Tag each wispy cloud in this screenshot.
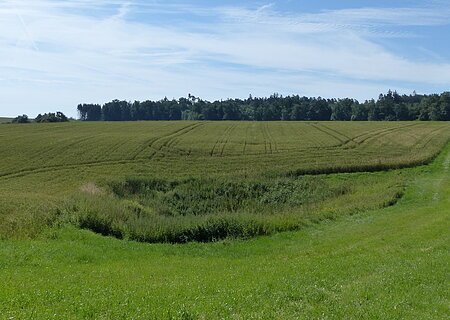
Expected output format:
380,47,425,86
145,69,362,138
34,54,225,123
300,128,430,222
0,0,449,116
305,6,450,27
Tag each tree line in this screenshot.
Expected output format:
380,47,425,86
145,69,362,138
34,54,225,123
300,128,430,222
77,90,449,122
11,112,69,124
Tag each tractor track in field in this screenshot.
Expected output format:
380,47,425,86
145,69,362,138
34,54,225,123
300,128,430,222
309,123,421,150
220,125,235,156
210,124,236,157
101,140,125,155
132,122,200,159
350,123,421,147
232,131,449,166
309,123,347,147
261,123,279,154
415,127,449,150
317,123,354,145
148,122,205,160
236,123,442,157
0,158,147,181
281,124,366,152
0,123,207,181
94,138,134,161
158,123,204,150
242,124,250,155
26,135,98,162
132,122,203,160
259,123,269,154
265,123,279,153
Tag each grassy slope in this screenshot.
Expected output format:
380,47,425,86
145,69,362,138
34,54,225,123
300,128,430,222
0,145,448,319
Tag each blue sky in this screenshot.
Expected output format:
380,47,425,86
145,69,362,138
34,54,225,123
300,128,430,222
0,0,449,117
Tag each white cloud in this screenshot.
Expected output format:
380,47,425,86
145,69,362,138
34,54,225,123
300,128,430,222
0,0,449,116
305,6,450,27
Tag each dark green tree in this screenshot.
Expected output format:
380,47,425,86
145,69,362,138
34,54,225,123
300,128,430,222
12,114,30,123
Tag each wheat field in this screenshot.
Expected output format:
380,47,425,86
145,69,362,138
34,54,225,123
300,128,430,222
0,121,448,181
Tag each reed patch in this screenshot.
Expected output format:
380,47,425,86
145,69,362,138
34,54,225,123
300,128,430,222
58,173,406,243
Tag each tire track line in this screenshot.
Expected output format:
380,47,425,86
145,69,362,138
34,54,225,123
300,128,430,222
210,124,235,157
149,122,205,160
309,123,345,146
265,122,279,153
355,123,421,147
220,124,237,156
132,122,202,159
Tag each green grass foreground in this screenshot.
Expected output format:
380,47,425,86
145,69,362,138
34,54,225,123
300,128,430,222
0,142,449,318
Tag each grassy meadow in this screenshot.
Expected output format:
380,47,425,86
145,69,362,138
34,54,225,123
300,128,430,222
0,121,449,318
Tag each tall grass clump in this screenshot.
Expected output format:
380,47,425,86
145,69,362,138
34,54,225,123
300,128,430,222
58,173,406,243
0,201,57,240
109,176,345,217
